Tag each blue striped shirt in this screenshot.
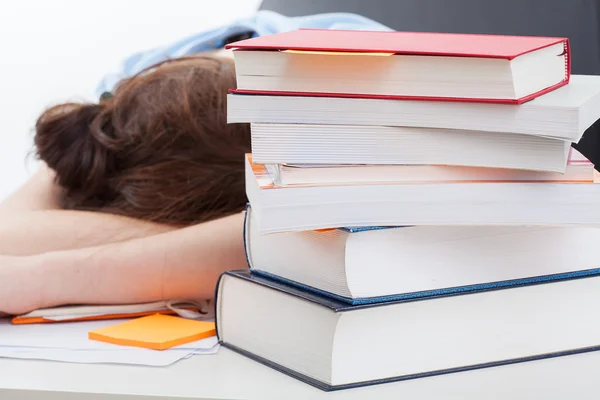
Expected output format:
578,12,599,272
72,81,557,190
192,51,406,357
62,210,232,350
96,10,391,96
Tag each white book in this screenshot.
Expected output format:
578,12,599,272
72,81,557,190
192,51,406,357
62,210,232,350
217,270,600,390
251,123,571,171
265,149,594,186
245,206,600,302
228,75,600,142
245,154,600,233
230,30,569,102
233,44,566,102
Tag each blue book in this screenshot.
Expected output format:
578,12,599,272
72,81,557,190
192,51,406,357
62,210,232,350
216,269,600,391
244,206,600,305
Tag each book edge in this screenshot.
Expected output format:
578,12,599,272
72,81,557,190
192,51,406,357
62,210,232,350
221,342,600,391
233,268,600,309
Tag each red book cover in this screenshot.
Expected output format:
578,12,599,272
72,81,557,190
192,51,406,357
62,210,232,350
226,29,571,104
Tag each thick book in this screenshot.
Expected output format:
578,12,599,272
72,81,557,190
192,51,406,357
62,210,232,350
265,149,593,186
11,300,209,325
250,123,572,171
225,29,570,104
227,75,600,143
216,270,600,391
244,206,600,304
245,154,600,233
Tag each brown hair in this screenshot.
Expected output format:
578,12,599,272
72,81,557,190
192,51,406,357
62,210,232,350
34,56,250,226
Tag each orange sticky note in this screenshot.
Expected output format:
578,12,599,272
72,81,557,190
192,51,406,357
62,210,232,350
283,50,394,56
88,314,216,350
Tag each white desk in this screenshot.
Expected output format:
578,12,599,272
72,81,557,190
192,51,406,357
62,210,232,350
0,347,598,400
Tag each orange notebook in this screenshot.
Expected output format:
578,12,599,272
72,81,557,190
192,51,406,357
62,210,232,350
12,300,208,325
88,314,216,350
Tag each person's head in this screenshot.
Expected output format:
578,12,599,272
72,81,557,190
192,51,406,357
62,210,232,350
34,56,250,226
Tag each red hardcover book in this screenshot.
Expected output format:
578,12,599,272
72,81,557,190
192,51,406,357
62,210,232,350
226,29,570,104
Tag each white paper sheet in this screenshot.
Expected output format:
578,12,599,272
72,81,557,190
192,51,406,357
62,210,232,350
0,347,205,366
0,319,217,350
0,318,219,366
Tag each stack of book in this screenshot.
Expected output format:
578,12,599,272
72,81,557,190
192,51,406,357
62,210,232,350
217,29,600,391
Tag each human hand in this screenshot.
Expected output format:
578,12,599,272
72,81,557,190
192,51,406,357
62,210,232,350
0,255,43,315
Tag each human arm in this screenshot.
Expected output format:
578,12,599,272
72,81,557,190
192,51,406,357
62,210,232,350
0,211,178,256
0,212,247,315
0,163,62,216
0,164,177,256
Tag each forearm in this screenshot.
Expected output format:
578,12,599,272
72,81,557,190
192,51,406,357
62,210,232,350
26,212,246,310
0,163,176,255
0,163,61,217
0,210,177,256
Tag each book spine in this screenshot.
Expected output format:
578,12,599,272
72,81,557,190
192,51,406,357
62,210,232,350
243,205,254,270
564,39,572,82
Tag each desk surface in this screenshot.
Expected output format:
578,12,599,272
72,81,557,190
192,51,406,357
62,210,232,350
0,347,599,400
